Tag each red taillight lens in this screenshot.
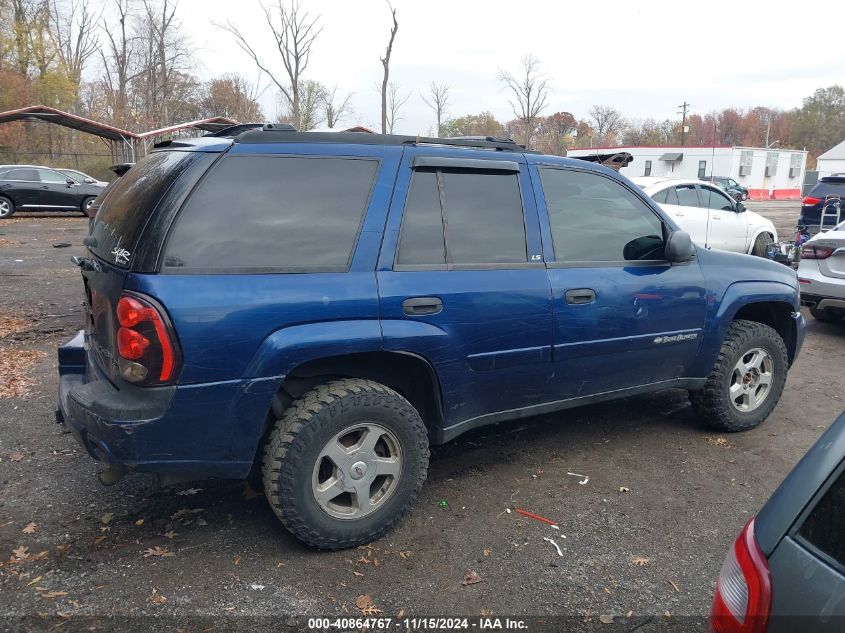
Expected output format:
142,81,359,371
114,294,179,384
801,245,834,259
711,518,771,633
802,196,821,206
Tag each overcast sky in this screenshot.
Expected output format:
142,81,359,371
176,0,845,133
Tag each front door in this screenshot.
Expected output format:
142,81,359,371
661,183,710,246
35,168,79,209
377,148,553,431
530,162,708,400
699,185,748,252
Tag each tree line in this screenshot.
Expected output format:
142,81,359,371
1,0,843,178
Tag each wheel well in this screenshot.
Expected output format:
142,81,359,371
733,301,796,362
271,351,444,438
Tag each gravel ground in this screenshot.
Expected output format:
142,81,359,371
1,209,843,632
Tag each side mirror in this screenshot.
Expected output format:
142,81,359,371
84,177,96,184
665,230,694,263
736,202,746,213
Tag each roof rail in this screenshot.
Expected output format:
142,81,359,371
204,123,265,137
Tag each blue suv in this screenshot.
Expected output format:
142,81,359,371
57,128,805,549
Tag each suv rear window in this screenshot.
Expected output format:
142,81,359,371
162,155,378,273
809,177,845,198
90,151,201,267
798,465,845,571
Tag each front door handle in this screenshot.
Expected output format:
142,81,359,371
402,297,443,316
565,288,596,305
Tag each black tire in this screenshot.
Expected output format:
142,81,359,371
689,320,788,432
751,232,774,257
731,192,743,203
810,307,844,322
80,196,96,217
261,378,429,549
0,195,15,219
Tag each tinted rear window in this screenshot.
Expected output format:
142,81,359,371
162,155,378,273
90,151,200,267
798,465,845,570
809,179,845,198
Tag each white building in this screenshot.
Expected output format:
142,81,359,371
816,140,845,177
567,145,808,200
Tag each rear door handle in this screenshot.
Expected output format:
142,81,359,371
565,288,596,305
402,297,443,316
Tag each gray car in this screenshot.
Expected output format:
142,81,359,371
711,410,845,632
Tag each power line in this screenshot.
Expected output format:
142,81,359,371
677,101,692,146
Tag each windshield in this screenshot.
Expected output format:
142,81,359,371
88,151,201,268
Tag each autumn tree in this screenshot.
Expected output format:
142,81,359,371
533,111,576,155
498,54,549,147
220,0,322,130
588,105,625,146
441,112,506,138
421,82,449,137
792,85,845,161
200,74,263,121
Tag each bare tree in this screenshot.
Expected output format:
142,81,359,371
297,78,325,129
100,0,140,126
588,105,626,145
322,84,352,128
49,0,100,99
421,82,449,137
498,55,549,147
379,1,397,134
380,81,409,134
219,0,321,130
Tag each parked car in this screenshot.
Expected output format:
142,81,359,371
633,177,777,256
797,220,845,322
800,174,845,233
85,163,135,220
706,176,749,202
710,410,845,633
0,164,105,218
57,129,804,549
57,168,108,187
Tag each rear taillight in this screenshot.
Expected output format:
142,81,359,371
115,293,179,385
801,245,834,259
802,196,821,206
711,518,771,633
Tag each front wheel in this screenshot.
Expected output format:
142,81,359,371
0,195,15,219
751,232,774,257
261,378,429,549
689,320,788,432
732,192,743,203
80,196,96,217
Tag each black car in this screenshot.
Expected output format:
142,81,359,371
707,176,749,202
0,165,104,219
711,411,845,632
800,174,845,233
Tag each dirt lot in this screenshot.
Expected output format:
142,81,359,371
1,207,843,631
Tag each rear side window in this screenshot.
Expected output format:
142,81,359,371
90,151,200,267
540,168,665,263
675,184,702,207
798,466,845,571
395,168,527,267
6,168,38,181
163,156,378,273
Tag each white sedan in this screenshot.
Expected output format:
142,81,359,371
632,177,777,256
797,221,845,322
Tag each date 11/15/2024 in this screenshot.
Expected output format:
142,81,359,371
307,617,529,630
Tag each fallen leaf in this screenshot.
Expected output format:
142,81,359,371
483,548,492,557
10,452,25,462
99,512,113,525
170,508,205,520
12,546,29,560
399,550,413,559
630,556,650,567
357,556,371,565
147,588,167,605
143,546,175,558
163,531,177,539
668,579,680,592
480,608,494,616
355,594,383,615
626,610,633,618
55,544,70,554
241,481,261,500
134,519,144,527
176,488,202,496
352,571,364,578
22,522,37,534
462,570,483,586
599,614,614,624
233,555,241,566
94,536,108,545
26,575,42,587
397,608,405,618
32,550,48,560
38,590,68,599
619,487,630,493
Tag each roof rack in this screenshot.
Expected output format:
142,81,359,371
233,128,526,152
204,123,266,137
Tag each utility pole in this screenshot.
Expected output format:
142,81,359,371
677,101,691,146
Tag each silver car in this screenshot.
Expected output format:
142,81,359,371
798,221,845,322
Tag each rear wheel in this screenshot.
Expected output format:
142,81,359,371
810,307,844,322
0,195,15,219
80,196,96,217
751,232,774,257
261,378,429,549
690,320,788,432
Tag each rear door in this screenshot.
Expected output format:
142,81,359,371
660,183,710,246
532,162,707,398
699,185,747,252
0,167,41,207
377,148,553,431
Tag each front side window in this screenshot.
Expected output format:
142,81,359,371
164,155,378,272
395,168,527,267
675,184,702,208
699,186,735,211
798,465,845,572
540,168,665,263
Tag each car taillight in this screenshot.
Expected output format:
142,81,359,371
115,293,179,385
802,196,821,206
801,245,834,259
711,518,771,633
